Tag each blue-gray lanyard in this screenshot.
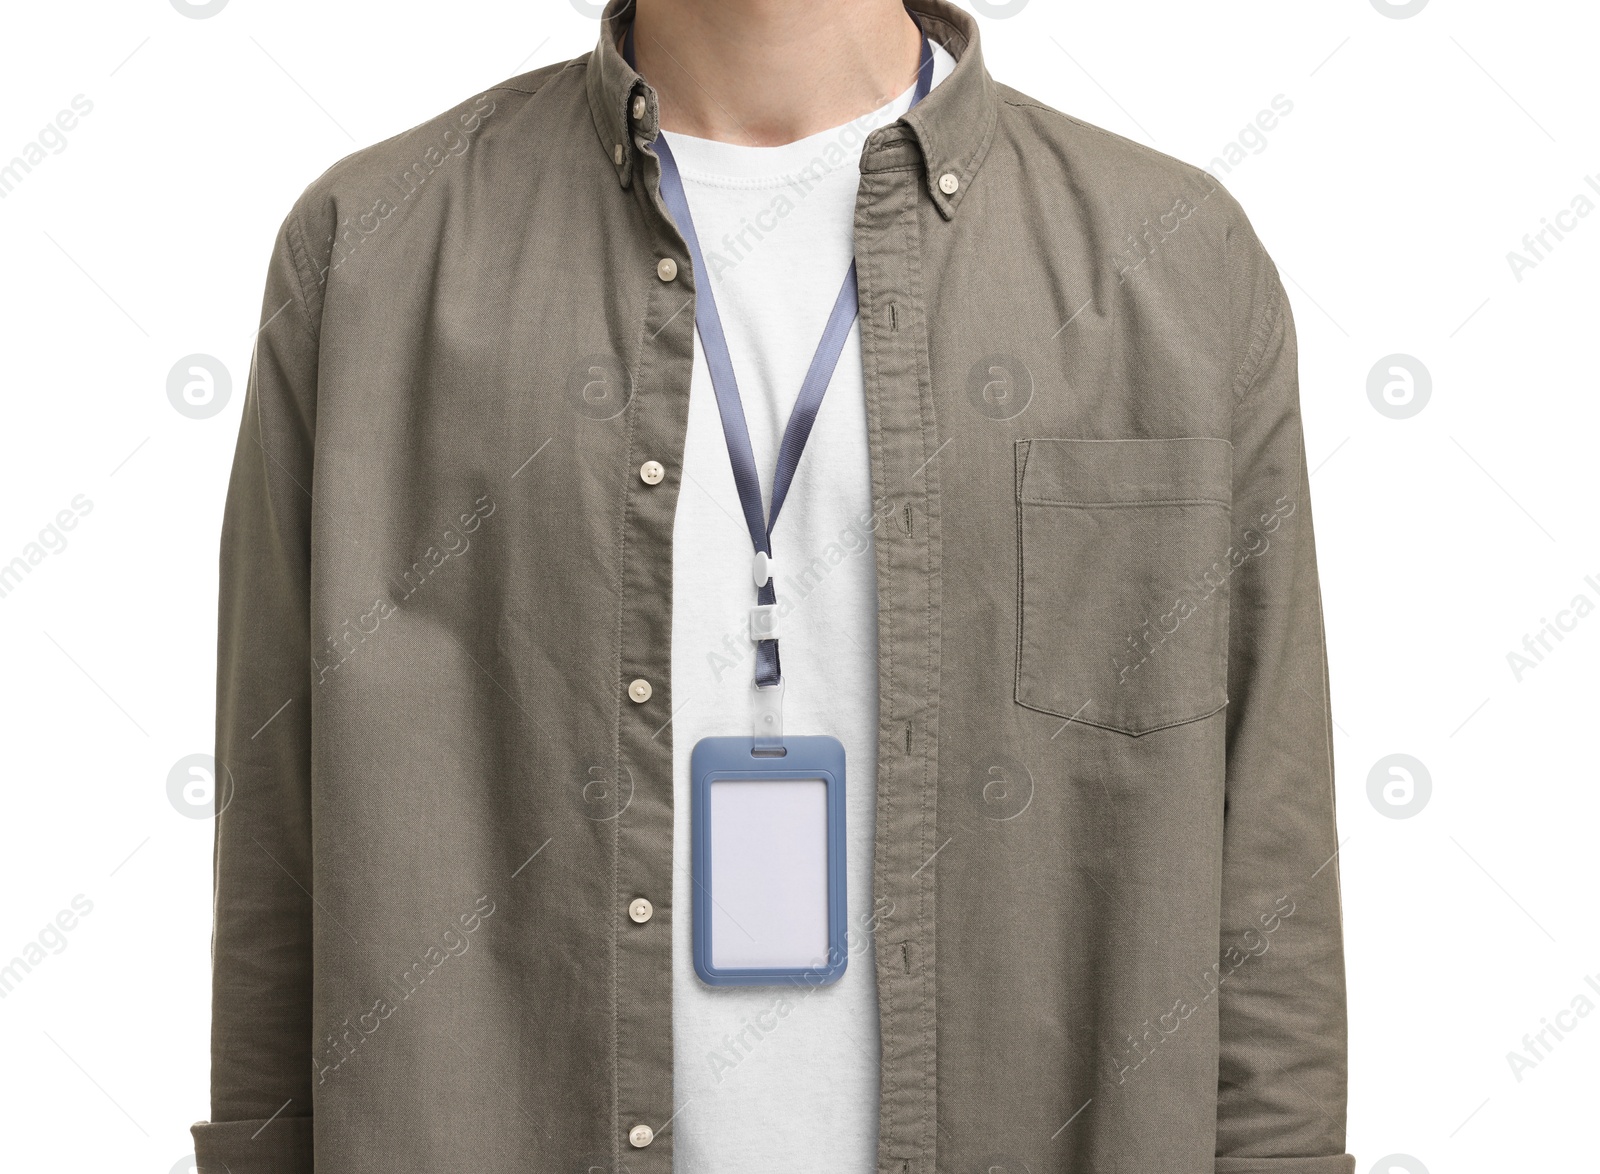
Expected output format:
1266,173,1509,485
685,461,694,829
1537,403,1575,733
627,25,933,687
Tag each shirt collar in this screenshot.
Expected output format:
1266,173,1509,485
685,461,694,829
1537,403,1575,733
586,0,998,220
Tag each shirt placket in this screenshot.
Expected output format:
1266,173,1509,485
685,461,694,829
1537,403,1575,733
612,84,695,1172
856,131,945,1174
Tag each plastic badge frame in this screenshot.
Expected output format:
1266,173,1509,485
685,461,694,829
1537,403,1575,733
690,735,849,987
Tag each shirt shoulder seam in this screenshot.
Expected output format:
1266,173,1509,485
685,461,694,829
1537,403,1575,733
280,207,321,345
1233,267,1286,402
483,58,578,99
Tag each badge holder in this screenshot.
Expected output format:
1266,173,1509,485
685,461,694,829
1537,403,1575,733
691,696,849,987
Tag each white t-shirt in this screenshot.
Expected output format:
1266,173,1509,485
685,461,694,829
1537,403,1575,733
666,42,956,1174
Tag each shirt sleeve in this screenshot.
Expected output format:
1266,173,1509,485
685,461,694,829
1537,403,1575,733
1215,238,1354,1174
191,208,321,1174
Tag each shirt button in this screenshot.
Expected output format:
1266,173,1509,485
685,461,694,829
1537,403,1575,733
613,143,624,166
632,94,647,120
628,898,654,924
629,1124,654,1148
628,678,653,704
639,460,665,485
657,257,678,282
938,172,960,195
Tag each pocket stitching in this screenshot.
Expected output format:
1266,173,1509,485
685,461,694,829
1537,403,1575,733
1012,693,1229,738
1022,496,1231,509
1013,438,1232,737
1013,441,1028,715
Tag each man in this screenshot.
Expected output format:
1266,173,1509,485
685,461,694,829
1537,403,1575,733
195,0,1352,1171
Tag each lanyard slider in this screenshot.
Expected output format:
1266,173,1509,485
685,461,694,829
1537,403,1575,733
748,604,780,642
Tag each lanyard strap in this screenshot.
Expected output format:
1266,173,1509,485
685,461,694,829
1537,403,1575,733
628,23,934,688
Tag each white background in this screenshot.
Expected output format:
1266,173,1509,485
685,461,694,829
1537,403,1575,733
0,1,1595,1171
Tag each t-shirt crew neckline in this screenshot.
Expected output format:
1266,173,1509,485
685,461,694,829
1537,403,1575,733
659,43,956,186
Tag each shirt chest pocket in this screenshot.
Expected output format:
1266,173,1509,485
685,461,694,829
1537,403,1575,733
1014,438,1234,736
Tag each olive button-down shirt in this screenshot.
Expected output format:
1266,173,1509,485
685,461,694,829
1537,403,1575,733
194,2,1352,1172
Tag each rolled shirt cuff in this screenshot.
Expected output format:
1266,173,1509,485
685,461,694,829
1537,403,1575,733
191,1115,312,1174
1217,1156,1357,1174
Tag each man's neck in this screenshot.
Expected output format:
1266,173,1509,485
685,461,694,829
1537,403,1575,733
629,0,925,147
